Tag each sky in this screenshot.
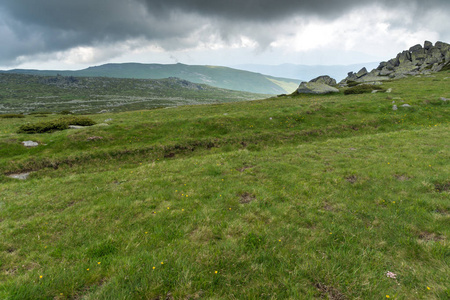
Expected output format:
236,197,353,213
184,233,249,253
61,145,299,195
0,0,449,70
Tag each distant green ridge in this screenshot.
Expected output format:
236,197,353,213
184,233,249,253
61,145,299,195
2,63,301,94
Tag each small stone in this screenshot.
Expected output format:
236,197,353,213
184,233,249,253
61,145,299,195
22,141,39,147
392,105,398,111
69,125,85,129
104,118,113,122
371,90,378,94
7,172,31,180
392,101,395,104
223,113,228,116
440,97,449,101
401,104,412,107
386,88,392,93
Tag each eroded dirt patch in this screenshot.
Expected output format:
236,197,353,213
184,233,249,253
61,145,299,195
419,231,445,242
435,182,450,193
345,175,357,184
315,282,347,300
239,192,256,204
394,174,411,181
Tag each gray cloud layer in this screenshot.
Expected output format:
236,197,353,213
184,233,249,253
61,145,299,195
1,0,449,66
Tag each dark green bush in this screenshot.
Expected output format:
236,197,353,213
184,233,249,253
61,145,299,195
0,114,25,119
346,80,360,87
29,111,53,115
344,85,386,95
18,116,96,134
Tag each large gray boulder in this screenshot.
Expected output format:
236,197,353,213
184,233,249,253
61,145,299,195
309,75,337,86
297,82,339,94
356,67,368,78
409,44,422,52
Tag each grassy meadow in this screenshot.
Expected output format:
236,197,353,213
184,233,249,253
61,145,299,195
0,71,449,299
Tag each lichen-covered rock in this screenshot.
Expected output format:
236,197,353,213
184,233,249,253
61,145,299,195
309,75,337,86
356,67,368,78
424,40,433,50
296,82,339,94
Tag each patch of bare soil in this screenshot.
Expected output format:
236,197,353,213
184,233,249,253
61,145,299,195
345,175,357,184
419,231,445,242
239,192,256,204
435,182,450,193
315,283,347,300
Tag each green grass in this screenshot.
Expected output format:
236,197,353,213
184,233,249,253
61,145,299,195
0,71,449,299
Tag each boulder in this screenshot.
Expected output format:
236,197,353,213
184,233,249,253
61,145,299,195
356,67,368,78
424,41,433,50
409,44,422,52
296,82,339,94
309,75,337,86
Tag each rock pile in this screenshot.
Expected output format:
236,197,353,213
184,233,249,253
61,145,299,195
341,41,450,85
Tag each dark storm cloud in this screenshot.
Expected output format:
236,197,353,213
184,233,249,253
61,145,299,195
0,0,449,65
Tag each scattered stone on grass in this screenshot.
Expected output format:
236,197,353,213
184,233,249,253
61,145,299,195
401,104,412,107
22,141,38,147
440,97,449,101
69,125,85,129
386,88,392,93
7,172,31,180
392,105,398,111
104,118,113,122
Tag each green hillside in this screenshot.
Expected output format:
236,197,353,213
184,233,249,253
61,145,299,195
0,73,267,114
0,71,449,299
3,63,301,94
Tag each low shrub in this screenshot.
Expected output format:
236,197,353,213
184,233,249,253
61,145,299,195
346,80,360,87
29,111,53,115
344,85,386,95
18,116,96,134
0,114,25,119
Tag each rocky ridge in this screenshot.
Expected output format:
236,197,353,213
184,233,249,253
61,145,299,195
340,40,450,85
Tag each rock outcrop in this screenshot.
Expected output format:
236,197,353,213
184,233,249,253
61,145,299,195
341,41,450,85
296,75,339,94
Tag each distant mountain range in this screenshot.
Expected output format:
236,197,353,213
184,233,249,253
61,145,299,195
1,63,301,95
234,62,380,82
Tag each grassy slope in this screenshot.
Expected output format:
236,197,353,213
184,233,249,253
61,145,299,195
3,63,301,94
0,74,267,114
0,72,449,299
